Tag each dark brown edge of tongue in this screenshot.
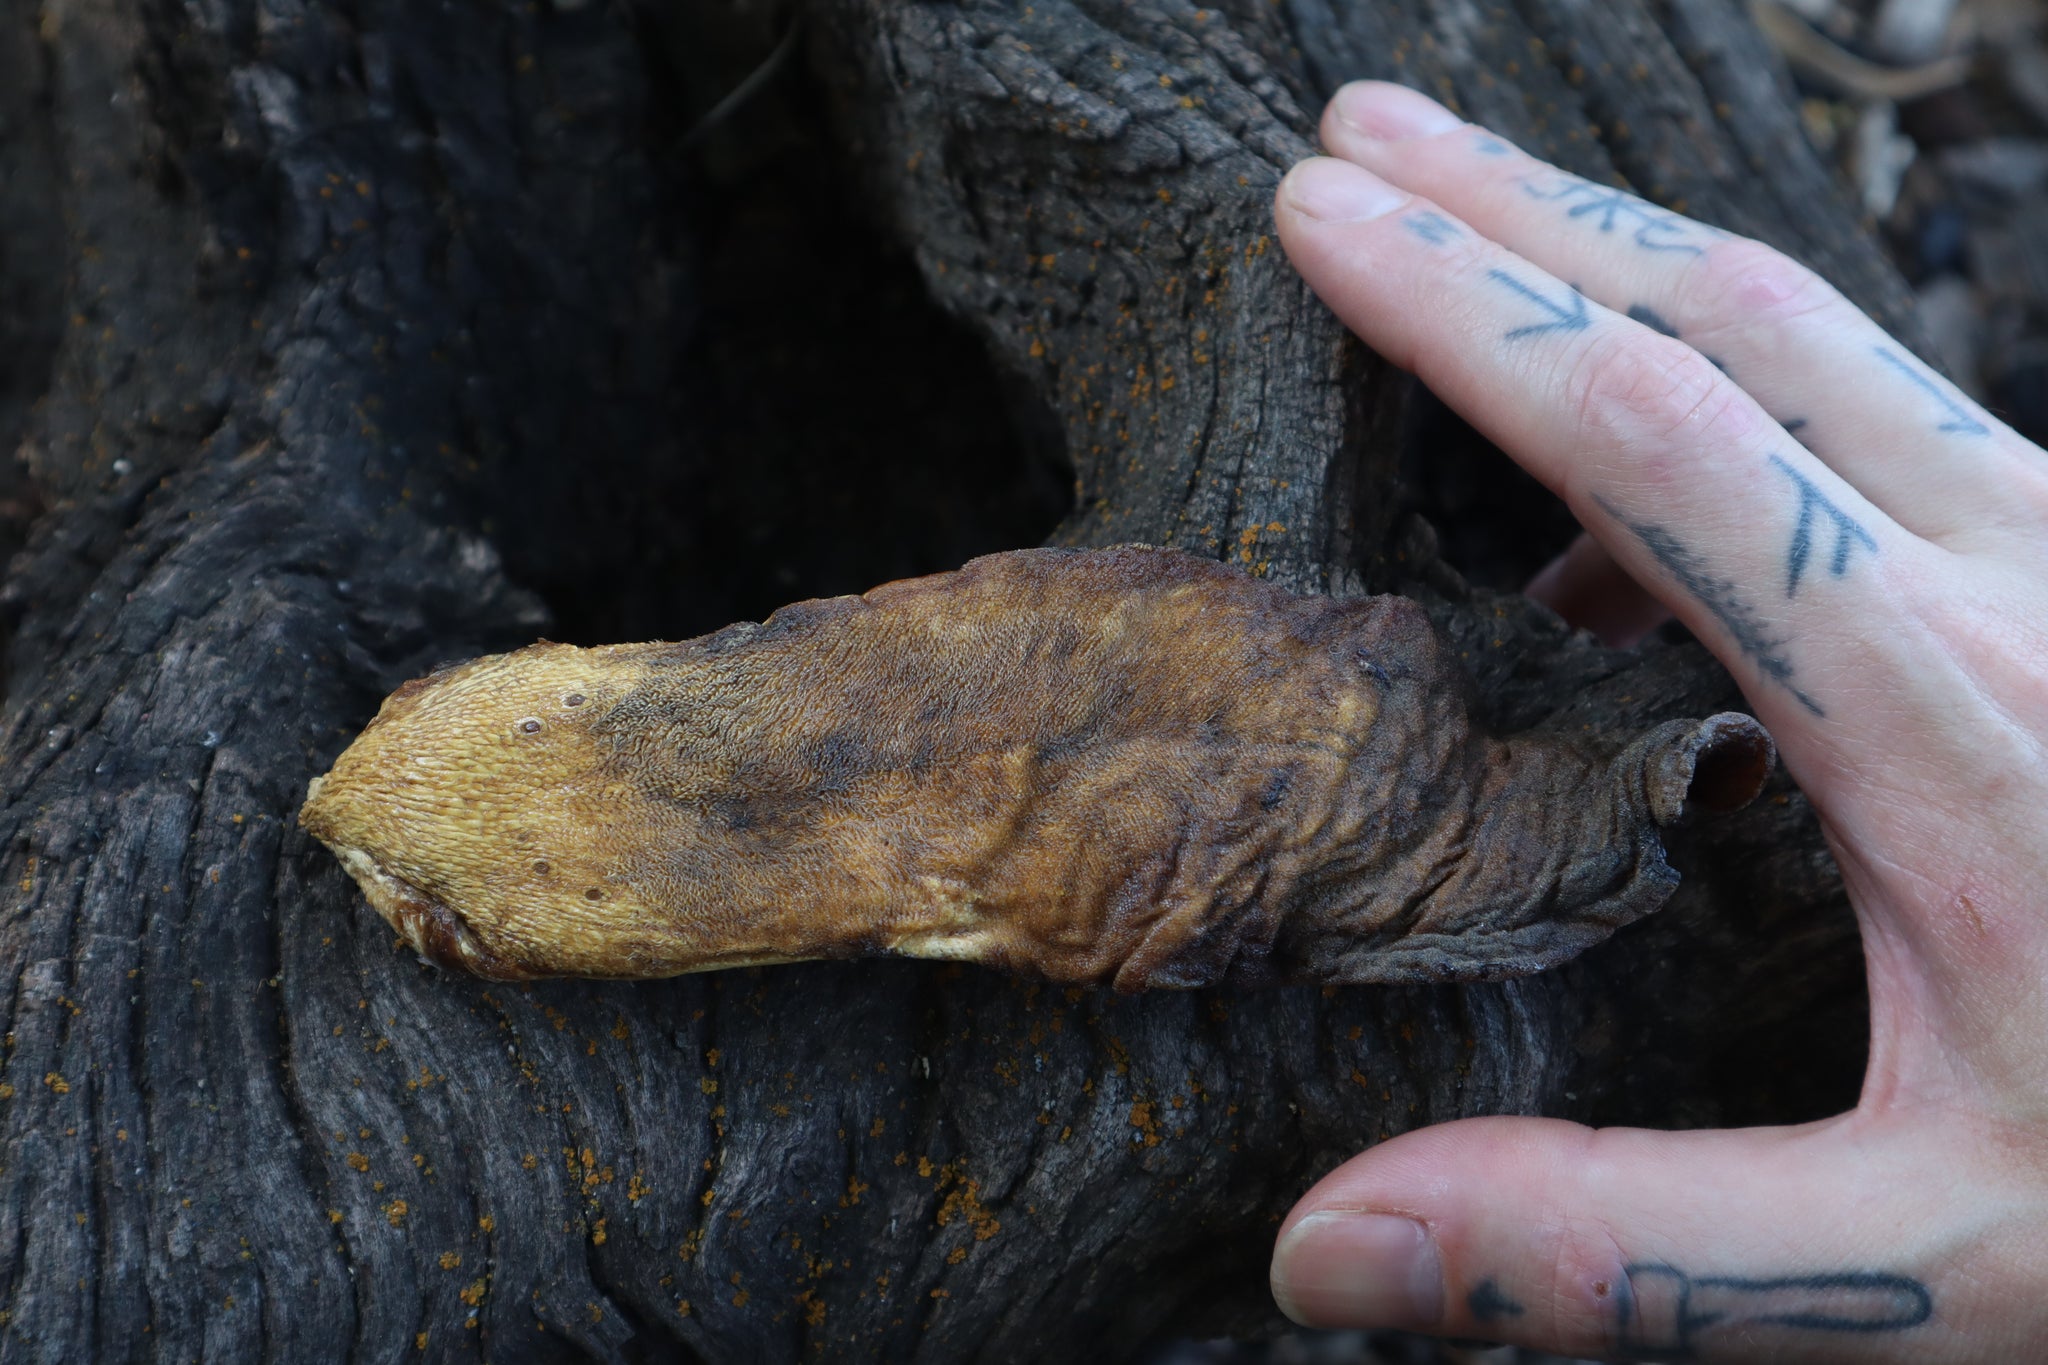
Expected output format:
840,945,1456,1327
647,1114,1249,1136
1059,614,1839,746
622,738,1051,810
1645,712,1778,824
387,877,535,981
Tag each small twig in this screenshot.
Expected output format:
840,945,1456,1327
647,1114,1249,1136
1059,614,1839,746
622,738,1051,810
681,12,805,151
1749,0,1971,100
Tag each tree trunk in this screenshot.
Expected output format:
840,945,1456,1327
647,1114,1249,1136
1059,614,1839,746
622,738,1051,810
0,0,1902,1359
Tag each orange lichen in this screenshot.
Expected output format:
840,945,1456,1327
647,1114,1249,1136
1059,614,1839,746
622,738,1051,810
933,1167,1001,1242
1128,1100,1161,1148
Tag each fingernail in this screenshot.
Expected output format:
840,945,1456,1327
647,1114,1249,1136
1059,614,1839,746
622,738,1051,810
1331,81,1464,140
1281,158,1406,223
1271,1212,1445,1328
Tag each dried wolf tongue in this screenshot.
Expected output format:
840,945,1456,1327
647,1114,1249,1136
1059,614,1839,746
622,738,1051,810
299,545,1772,989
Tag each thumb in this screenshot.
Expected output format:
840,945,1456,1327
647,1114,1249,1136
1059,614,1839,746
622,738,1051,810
1269,1116,1957,1361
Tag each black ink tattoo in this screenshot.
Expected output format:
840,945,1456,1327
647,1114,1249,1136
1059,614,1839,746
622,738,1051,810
1523,177,1705,255
1594,495,1823,716
1627,303,1680,337
1473,134,1511,156
1468,1278,1526,1323
1625,303,1730,372
1874,346,1989,435
1489,270,1589,339
1782,417,1808,434
1615,1264,1931,1358
1404,210,1460,245
1770,454,1876,597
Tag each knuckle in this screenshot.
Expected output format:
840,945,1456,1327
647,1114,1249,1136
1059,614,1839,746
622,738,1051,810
1681,237,1844,336
1534,1207,1634,1348
1561,331,1754,452
2001,458,2048,531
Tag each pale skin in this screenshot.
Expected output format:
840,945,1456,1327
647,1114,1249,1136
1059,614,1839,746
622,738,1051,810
1268,81,2048,1360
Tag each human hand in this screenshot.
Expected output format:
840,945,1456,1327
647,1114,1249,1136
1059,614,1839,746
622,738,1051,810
1268,81,2048,1360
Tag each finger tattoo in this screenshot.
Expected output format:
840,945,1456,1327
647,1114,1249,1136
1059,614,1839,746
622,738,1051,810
1489,270,1590,339
1874,346,1989,436
1625,303,1729,373
1468,1278,1526,1324
1627,304,1681,338
1594,495,1824,717
1771,455,1878,598
1613,1263,1932,1356
1404,210,1461,245
1520,177,1708,256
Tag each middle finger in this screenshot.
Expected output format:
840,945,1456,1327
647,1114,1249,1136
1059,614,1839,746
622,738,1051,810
1316,81,2048,553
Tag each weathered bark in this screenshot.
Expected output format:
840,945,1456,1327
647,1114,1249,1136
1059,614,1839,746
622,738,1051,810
0,0,1899,1360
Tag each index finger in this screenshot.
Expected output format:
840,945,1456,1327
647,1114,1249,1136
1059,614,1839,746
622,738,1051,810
1273,154,1931,742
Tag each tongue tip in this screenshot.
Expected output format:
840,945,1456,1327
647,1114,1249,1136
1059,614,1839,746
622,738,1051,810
330,844,534,980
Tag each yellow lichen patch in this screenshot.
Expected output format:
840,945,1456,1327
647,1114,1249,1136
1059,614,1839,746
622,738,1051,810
933,1166,1001,1242
1128,1099,1161,1147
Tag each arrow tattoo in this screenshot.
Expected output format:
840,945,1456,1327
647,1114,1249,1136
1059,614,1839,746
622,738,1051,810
1489,270,1590,340
1771,455,1877,598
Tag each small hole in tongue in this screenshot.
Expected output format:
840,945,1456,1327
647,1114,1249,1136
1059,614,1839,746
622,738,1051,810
1686,714,1775,812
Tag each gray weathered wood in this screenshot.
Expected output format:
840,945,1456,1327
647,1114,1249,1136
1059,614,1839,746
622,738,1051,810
0,0,1893,1359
